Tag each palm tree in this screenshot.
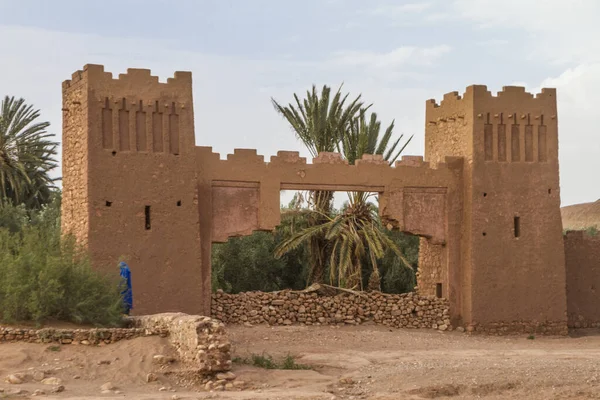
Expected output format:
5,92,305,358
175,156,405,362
341,110,412,166
275,109,414,291
339,110,413,290
0,96,59,209
272,85,364,284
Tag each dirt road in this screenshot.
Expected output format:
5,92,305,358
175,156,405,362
2,324,600,399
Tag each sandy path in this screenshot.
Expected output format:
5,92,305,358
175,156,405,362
1,325,600,399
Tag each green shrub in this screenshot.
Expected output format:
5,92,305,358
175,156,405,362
211,206,419,294
211,210,310,293
0,196,125,327
233,352,311,370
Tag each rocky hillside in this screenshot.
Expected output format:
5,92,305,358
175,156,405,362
561,199,600,230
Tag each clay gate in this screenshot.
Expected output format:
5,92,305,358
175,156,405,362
62,65,567,334
197,148,464,321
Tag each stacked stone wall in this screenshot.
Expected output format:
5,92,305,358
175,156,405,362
132,313,231,373
0,326,154,345
212,290,452,331
1,313,231,376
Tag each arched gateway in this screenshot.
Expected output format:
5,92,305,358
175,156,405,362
61,65,567,334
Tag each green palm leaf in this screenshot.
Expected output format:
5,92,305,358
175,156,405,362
0,96,58,208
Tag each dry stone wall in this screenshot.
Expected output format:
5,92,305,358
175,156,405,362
211,290,451,330
1,314,231,376
466,320,568,336
131,313,231,373
0,326,154,345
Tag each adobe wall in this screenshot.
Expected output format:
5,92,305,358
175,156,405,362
425,86,567,332
62,65,205,316
61,74,90,245
196,149,464,320
565,231,600,328
62,65,571,334
416,240,444,298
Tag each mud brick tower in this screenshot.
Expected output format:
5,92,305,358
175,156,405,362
62,65,204,315
424,86,567,331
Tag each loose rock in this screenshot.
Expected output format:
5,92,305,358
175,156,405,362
51,385,65,393
100,382,116,391
42,377,62,385
216,372,236,381
5,374,23,384
153,355,174,365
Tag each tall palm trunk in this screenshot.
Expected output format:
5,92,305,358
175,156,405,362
307,189,333,283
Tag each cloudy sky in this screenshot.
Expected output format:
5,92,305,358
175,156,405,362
1,0,598,206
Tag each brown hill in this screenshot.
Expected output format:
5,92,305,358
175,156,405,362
561,199,600,230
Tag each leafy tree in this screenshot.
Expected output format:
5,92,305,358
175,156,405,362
0,96,59,209
272,85,364,284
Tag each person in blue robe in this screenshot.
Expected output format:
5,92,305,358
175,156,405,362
119,262,133,315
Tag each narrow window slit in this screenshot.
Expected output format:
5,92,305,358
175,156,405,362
514,216,520,238
145,206,151,230
436,283,443,298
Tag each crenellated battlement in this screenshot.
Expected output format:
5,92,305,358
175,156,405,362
425,84,558,165
426,85,556,109
63,64,192,91
62,65,195,157
426,85,558,127
197,147,460,173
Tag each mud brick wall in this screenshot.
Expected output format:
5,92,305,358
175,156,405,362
211,290,452,331
565,230,600,328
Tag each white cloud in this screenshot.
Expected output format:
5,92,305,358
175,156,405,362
330,45,452,69
532,64,600,205
451,0,600,65
2,2,598,207
369,2,432,16
446,0,600,205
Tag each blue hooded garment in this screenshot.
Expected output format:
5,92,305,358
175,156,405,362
119,262,133,312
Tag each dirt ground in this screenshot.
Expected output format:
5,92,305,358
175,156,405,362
2,325,600,399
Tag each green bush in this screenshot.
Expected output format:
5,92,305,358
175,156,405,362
211,231,308,294
378,230,419,294
0,195,125,327
211,210,419,294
